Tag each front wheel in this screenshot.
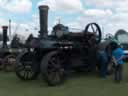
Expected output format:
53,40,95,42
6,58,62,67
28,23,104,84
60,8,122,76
41,51,66,86
15,52,39,80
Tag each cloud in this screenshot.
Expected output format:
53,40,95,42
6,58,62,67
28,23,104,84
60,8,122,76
84,0,114,8
38,0,83,13
110,13,128,23
84,0,128,12
0,0,32,13
84,9,112,17
115,1,128,12
0,12,3,16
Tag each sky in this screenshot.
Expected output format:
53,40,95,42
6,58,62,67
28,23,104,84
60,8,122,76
0,0,128,38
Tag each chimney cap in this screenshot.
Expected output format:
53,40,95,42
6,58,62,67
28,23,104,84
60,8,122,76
2,26,8,29
39,5,49,10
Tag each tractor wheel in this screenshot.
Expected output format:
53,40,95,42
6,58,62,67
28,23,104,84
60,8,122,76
41,51,66,86
15,52,39,80
3,54,16,72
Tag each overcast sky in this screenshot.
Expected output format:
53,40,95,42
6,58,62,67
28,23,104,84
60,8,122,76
0,0,128,38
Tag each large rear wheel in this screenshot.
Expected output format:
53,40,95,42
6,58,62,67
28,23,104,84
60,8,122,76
41,51,66,86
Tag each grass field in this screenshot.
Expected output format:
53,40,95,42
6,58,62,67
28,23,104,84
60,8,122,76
1,64,128,96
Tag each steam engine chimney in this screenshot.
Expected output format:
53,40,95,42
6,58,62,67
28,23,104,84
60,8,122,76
39,5,49,38
2,26,8,48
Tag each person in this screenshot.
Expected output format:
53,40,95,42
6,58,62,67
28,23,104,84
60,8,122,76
97,40,111,79
110,42,125,83
97,50,108,79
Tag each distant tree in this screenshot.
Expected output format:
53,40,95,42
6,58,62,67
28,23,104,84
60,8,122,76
11,34,24,48
25,34,34,43
25,34,34,47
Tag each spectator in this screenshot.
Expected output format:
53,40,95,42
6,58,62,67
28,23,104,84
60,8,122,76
97,40,110,79
110,42,125,83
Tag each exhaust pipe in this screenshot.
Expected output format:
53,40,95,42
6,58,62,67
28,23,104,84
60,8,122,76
2,26,8,48
39,5,49,38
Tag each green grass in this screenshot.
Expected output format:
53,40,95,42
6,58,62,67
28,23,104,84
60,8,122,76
1,64,128,96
